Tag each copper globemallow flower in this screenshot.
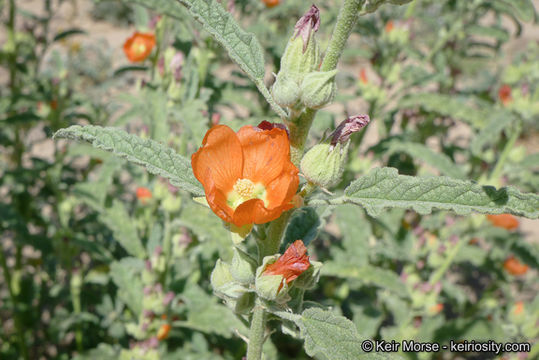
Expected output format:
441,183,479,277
503,256,529,276
264,240,310,284
487,214,519,230
498,84,512,106
123,32,156,63
136,187,152,204
191,123,299,227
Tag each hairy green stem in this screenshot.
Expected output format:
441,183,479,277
0,248,29,360
246,304,267,360
488,123,521,186
255,79,288,119
429,235,467,286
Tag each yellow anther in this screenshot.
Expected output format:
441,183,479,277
233,179,255,198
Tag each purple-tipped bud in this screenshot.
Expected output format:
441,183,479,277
330,114,370,147
163,291,175,306
294,5,321,52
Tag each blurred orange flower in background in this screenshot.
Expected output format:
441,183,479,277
123,32,156,63
264,240,310,284
498,84,512,105
487,214,519,230
136,187,152,203
385,20,394,33
157,324,171,341
359,68,368,84
263,0,280,8
192,123,298,227
503,256,529,276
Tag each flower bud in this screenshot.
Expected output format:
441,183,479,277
228,292,255,315
301,115,370,188
300,70,337,109
210,259,247,299
277,5,321,84
271,74,301,107
230,247,257,285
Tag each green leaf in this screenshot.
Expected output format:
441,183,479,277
299,308,402,360
110,258,145,316
310,167,539,219
126,0,186,19
53,28,86,42
399,93,489,128
283,207,323,247
100,200,146,258
500,0,536,22
468,25,509,42
54,125,204,196
181,0,265,80
386,141,466,179
470,112,513,156
333,205,370,266
322,263,408,297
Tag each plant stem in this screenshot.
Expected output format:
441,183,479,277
488,122,521,186
0,248,29,360
246,304,267,360
288,0,364,166
429,235,467,286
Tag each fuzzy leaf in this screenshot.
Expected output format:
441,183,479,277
100,200,146,258
501,0,536,22
386,141,466,179
110,258,145,316
54,125,204,196
299,308,401,360
310,168,539,219
179,0,265,81
470,112,513,156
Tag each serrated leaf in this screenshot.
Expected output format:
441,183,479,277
100,200,146,258
500,0,536,22
470,112,514,156
386,141,466,179
399,93,489,128
181,0,265,81
54,125,204,196
322,263,407,297
310,168,539,219
110,258,145,316
299,308,402,360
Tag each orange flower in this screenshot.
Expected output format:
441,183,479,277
498,84,512,105
157,324,171,341
503,256,529,276
514,301,524,316
136,187,152,203
263,0,280,8
429,303,444,314
123,32,156,63
385,20,394,33
359,68,368,84
192,123,299,227
487,214,519,230
264,240,310,284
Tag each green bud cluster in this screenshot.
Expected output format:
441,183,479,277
271,5,337,111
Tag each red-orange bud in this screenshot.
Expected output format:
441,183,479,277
498,84,512,106
503,256,529,276
487,214,519,230
136,187,152,203
157,324,171,341
264,240,310,284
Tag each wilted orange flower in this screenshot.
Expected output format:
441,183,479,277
503,256,529,276
359,68,368,84
192,123,299,227
498,84,512,105
487,214,519,230
157,324,171,341
263,0,280,8
136,187,152,203
264,240,310,284
385,20,394,33
123,32,156,63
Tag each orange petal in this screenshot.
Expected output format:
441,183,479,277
204,174,234,223
232,198,283,226
237,126,290,184
192,125,243,193
265,162,299,209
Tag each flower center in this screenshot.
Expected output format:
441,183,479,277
134,42,147,56
227,178,267,209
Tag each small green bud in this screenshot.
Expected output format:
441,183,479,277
230,247,257,285
271,74,301,107
301,115,370,188
162,195,182,213
254,255,291,304
300,70,338,109
279,5,321,84
293,260,322,290
225,292,255,315
300,142,348,188
210,259,247,299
